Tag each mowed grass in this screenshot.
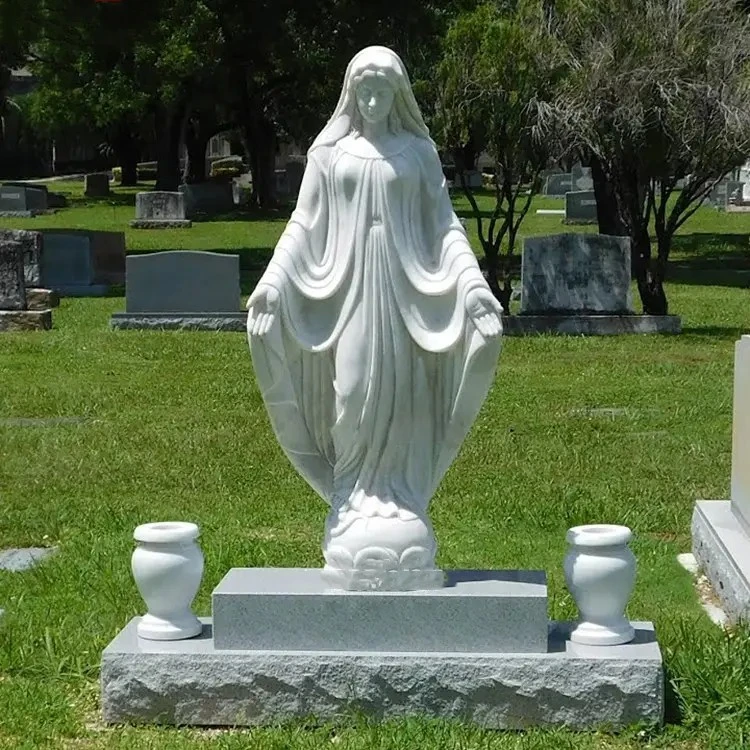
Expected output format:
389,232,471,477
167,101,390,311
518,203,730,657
0,180,749,748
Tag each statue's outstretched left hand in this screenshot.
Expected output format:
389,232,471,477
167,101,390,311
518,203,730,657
465,287,503,338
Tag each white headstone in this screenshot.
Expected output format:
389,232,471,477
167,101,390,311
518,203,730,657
732,335,750,527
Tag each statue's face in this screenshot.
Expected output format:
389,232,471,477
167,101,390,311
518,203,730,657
355,75,395,125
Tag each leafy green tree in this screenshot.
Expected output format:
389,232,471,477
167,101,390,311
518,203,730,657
546,0,750,314
437,1,565,310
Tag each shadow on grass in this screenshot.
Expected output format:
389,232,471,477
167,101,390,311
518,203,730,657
191,205,293,224
679,325,747,340
669,234,750,289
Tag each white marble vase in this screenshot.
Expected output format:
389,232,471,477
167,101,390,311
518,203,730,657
132,522,204,640
564,524,636,645
246,46,503,591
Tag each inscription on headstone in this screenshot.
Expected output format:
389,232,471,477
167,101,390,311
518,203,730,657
0,240,26,310
125,251,240,313
521,234,633,315
135,192,186,220
732,335,750,528
0,230,43,286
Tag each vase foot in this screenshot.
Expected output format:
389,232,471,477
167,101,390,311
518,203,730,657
322,565,445,592
137,612,203,641
570,619,635,646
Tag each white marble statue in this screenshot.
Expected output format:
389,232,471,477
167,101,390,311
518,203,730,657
247,46,503,590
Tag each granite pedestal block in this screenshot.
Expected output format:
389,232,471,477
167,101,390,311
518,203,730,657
502,314,681,336
212,568,548,653
101,617,664,729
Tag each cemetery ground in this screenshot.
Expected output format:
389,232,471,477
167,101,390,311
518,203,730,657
0,182,749,749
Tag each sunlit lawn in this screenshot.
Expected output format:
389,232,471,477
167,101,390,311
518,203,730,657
0,180,749,748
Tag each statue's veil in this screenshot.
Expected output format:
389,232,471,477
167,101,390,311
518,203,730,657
309,46,431,152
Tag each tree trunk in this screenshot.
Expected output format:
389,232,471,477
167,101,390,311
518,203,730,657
112,123,139,186
154,101,186,191
591,154,626,236
244,114,277,208
184,132,209,184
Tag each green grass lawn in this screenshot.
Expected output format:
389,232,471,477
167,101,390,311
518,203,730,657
0,181,749,748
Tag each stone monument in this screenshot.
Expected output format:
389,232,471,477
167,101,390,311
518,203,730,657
100,46,664,730
504,233,682,335
693,335,750,622
110,251,244,330
130,192,192,228
84,173,110,198
0,238,52,331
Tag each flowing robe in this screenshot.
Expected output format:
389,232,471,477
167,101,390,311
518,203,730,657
250,133,501,517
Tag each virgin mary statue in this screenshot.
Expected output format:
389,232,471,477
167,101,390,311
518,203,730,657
247,46,503,590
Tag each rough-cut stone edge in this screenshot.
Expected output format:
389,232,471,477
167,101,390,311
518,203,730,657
101,617,664,729
692,500,750,623
504,315,681,336
110,313,246,331
129,220,192,229
0,309,52,331
26,288,59,310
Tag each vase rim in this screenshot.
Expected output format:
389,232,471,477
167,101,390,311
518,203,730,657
134,521,199,544
566,524,631,547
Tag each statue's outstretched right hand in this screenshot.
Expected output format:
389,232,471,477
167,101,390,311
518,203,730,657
247,283,280,337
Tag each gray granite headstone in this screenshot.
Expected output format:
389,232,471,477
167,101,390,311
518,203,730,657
135,192,186,220
178,182,233,216
565,191,598,223
544,173,573,196
0,230,43,286
84,173,110,197
0,186,26,211
0,240,26,310
521,233,633,315
41,233,94,288
125,251,240,313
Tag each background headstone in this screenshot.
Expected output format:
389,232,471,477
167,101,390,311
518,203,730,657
0,240,26,310
84,173,110,197
41,234,93,290
521,234,633,315
178,182,234,216
544,173,574,196
565,191,598,223
135,192,186,220
732,336,750,527
125,251,240,313
0,186,27,212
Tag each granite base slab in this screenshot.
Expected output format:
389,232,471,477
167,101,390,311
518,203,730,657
692,500,750,623
503,315,681,336
101,617,664,729
129,219,192,229
0,309,52,331
110,312,246,331
212,568,548,653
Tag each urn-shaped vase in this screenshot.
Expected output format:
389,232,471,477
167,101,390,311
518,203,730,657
563,524,636,646
131,521,204,641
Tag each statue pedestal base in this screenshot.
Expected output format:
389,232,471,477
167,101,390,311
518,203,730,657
101,614,664,728
211,568,548,653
